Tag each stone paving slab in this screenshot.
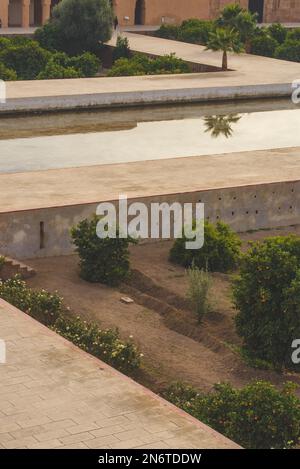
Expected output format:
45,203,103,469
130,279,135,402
0,299,239,449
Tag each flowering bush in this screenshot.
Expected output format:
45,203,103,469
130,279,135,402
0,275,142,374
164,381,300,448
0,276,63,326
53,315,142,373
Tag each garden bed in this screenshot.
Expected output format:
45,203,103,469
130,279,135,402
25,225,300,396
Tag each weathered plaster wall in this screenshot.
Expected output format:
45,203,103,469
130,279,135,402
0,180,299,259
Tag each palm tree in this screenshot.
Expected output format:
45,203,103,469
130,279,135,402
206,28,244,71
216,3,258,53
215,3,244,28
203,114,241,139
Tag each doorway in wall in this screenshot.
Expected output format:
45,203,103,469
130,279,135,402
134,0,146,25
248,0,264,23
32,0,42,26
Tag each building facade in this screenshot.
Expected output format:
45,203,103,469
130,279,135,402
0,0,59,28
113,1,300,25
0,0,300,29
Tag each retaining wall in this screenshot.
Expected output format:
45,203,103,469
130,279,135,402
0,180,299,259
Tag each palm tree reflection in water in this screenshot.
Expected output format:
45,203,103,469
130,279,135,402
203,114,241,138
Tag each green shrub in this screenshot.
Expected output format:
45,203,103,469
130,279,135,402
155,24,180,40
71,216,136,286
113,35,131,62
0,37,11,52
41,0,113,55
0,276,62,326
268,23,287,44
170,221,241,273
69,51,100,77
178,20,213,45
275,39,300,62
164,381,300,449
0,62,17,81
34,21,65,52
156,19,213,45
186,265,211,322
108,53,189,77
37,62,83,79
286,27,300,42
251,34,278,57
0,41,51,80
233,236,300,367
53,315,141,373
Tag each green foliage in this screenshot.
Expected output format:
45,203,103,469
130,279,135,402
186,265,211,322
34,21,65,52
165,381,300,449
0,62,17,81
113,35,131,62
0,40,51,80
251,33,279,57
178,20,214,45
0,276,62,326
0,37,11,52
155,24,180,40
215,4,258,53
37,62,83,79
215,3,244,28
206,28,243,70
108,53,189,77
44,0,113,55
71,216,136,286
286,27,300,42
170,221,241,273
233,236,300,367
156,19,213,45
0,275,141,374
275,39,300,62
268,23,287,44
68,52,100,76
53,315,141,373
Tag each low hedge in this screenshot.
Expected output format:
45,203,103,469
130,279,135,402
53,315,142,373
164,381,300,449
108,53,190,77
0,275,142,374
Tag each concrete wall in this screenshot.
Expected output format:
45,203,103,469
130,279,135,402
0,180,299,260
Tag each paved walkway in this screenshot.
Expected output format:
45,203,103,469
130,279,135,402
0,299,238,449
2,33,300,112
0,147,299,213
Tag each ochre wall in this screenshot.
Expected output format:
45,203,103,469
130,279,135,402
114,0,300,25
0,0,9,27
264,0,300,23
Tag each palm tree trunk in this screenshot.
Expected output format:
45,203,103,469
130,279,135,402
222,50,228,71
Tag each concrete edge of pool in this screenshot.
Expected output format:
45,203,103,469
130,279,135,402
0,82,293,114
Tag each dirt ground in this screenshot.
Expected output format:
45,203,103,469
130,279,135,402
26,226,300,395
